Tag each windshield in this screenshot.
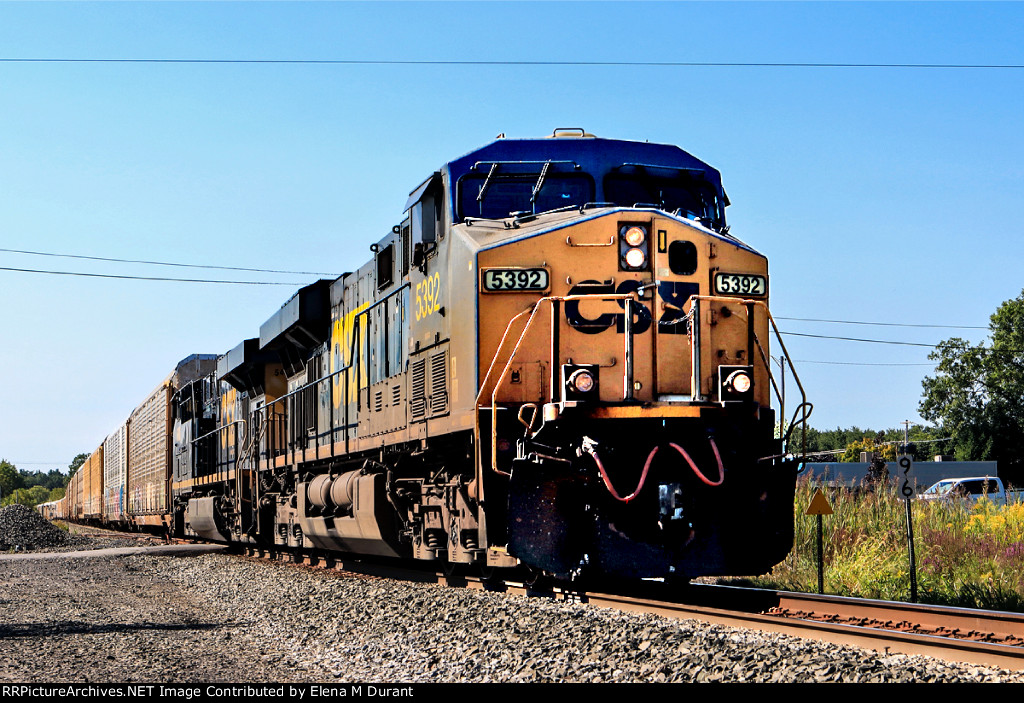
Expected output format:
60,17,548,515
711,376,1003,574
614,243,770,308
458,173,594,220
604,172,723,228
923,480,956,496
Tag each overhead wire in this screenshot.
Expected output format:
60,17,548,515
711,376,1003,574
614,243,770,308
776,316,986,330
792,360,934,367
0,265,302,285
779,331,939,347
779,330,1023,353
1,58,1023,69
0,246,339,277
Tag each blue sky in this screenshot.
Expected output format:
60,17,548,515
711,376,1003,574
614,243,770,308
1,1,1022,469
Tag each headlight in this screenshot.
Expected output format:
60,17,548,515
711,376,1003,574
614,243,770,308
623,226,646,247
718,365,754,403
568,369,595,393
562,364,600,401
624,247,647,268
619,223,650,271
726,370,752,394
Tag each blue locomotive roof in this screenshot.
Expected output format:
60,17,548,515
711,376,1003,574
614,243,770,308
441,134,729,229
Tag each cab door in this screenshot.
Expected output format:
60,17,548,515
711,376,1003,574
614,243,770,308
652,223,700,398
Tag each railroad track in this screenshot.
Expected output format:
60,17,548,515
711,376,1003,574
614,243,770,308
567,584,1024,672
236,544,1024,672
60,528,1024,672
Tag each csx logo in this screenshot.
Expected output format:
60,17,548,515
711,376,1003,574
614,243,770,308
565,280,698,335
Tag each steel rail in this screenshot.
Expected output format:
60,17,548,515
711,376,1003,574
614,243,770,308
59,518,1024,672
259,546,1024,671
569,587,1024,672
38,525,1024,675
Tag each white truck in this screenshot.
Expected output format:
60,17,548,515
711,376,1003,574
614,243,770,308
918,476,1024,506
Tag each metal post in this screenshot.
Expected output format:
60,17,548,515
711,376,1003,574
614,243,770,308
745,301,754,366
690,298,703,401
344,367,350,454
816,514,824,594
356,317,362,411
550,300,560,402
623,297,634,401
778,354,786,443
904,496,918,603
900,455,918,602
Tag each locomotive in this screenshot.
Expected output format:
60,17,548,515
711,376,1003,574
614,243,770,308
47,130,809,582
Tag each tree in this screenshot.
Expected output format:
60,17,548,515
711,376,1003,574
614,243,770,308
920,289,1024,483
1,484,51,508
21,468,68,490
68,453,89,477
840,434,897,463
0,460,23,499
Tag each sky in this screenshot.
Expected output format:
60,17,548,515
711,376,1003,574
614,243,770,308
1,1,1022,472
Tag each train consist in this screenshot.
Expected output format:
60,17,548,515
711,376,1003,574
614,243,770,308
41,130,809,581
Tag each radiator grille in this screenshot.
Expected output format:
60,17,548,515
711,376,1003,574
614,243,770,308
430,350,448,414
410,357,427,422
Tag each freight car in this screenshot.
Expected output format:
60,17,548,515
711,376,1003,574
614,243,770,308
47,130,810,581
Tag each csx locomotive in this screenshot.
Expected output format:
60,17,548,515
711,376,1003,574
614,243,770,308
46,130,809,581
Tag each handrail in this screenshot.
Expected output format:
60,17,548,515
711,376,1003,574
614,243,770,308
190,418,247,490
264,281,412,409
478,293,813,481
256,281,412,465
475,292,636,479
687,295,812,460
190,419,247,446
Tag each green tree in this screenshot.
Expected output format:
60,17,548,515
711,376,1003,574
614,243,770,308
841,435,898,463
68,453,89,477
0,460,24,499
20,468,69,490
1,484,51,508
920,289,1024,482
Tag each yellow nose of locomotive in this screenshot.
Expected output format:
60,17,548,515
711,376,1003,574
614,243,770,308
476,210,770,409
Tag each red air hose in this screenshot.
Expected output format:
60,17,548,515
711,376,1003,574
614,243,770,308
589,437,725,502
669,438,725,487
589,446,658,503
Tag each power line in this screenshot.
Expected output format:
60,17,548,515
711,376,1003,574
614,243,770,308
0,247,339,277
0,265,302,285
781,330,1024,353
803,437,952,459
793,359,934,367
2,58,1023,69
780,331,939,347
776,316,987,330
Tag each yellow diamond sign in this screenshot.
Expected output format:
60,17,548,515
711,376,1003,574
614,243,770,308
806,488,833,516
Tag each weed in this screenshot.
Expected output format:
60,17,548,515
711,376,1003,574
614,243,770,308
732,475,1024,611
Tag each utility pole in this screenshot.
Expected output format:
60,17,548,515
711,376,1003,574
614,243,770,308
777,355,787,444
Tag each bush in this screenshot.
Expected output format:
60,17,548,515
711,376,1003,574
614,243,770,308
738,475,1024,611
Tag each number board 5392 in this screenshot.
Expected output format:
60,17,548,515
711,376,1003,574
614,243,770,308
713,272,767,297
482,268,550,293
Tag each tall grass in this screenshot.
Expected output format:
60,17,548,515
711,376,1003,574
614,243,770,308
738,475,1024,611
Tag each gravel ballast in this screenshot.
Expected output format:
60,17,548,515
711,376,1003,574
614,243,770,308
0,504,92,551
3,543,1024,683
0,505,166,553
